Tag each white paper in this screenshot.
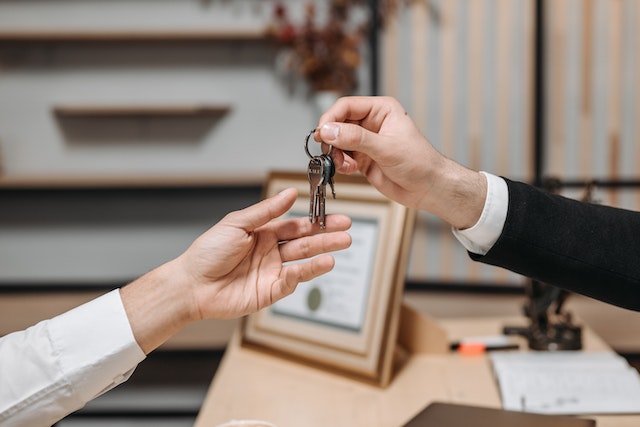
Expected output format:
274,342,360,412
490,351,640,415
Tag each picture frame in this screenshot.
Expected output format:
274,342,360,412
242,171,415,387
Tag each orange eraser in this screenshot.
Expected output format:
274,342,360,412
458,342,486,356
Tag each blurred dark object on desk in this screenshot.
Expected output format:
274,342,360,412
403,402,595,427
503,277,583,351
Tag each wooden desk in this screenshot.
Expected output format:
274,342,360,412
195,314,640,427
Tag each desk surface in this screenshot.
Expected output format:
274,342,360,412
195,316,640,427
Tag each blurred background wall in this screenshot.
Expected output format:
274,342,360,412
2,1,640,424
1,0,640,370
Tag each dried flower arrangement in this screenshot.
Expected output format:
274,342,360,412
268,0,370,96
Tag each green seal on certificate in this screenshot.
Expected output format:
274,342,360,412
307,287,322,311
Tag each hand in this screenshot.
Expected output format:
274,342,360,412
121,188,351,353
177,187,352,320
316,95,486,230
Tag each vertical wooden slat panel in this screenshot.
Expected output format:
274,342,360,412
480,0,498,175
545,0,567,176
607,0,623,205
395,0,639,285
495,0,511,175
467,0,484,173
592,0,608,182
607,0,622,139
544,0,639,210
595,0,609,202
511,0,535,181
580,0,594,178
620,0,637,204
582,0,594,119
563,0,581,178
525,0,535,178
383,0,534,286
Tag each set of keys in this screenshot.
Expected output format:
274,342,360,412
305,129,336,229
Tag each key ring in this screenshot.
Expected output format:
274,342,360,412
304,128,333,159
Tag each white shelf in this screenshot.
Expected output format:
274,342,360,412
0,28,269,42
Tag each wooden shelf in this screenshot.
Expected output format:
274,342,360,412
0,28,270,42
0,173,266,190
53,103,232,118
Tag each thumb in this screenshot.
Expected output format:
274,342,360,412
319,122,387,161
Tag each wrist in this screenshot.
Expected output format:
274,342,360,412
120,259,196,354
452,172,508,254
425,159,487,230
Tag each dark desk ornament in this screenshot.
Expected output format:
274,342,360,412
504,277,583,351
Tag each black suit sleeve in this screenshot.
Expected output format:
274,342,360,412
470,178,640,311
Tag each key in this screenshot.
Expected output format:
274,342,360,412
316,154,336,229
307,157,324,224
308,157,323,224
317,172,326,228
321,154,336,199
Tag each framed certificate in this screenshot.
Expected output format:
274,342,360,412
242,171,415,387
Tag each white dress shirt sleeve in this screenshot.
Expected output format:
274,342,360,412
452,171,509,255
0,288,146,427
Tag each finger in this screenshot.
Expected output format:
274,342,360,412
326,148,359,175
331,149,365,175
278,231,352,263
272,214,352,242
274,254,336,300
318,122,390,162
317,95,389,125
338,155,360,174
223,187,298,231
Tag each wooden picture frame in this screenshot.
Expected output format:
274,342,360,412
242,171,415,387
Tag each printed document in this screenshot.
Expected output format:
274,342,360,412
490,351,640,415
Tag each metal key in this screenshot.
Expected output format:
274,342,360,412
317,166,327,228
307,157,324,224
316,154,338,228
321,153,336,199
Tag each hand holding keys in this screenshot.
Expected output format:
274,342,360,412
305,129,336,229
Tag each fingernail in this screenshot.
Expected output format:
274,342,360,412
320,123,340,142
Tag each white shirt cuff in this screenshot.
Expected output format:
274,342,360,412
0,289,146,426
452,171,508,255
49,289,146,403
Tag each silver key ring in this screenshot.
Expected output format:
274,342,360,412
304,128,333,159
